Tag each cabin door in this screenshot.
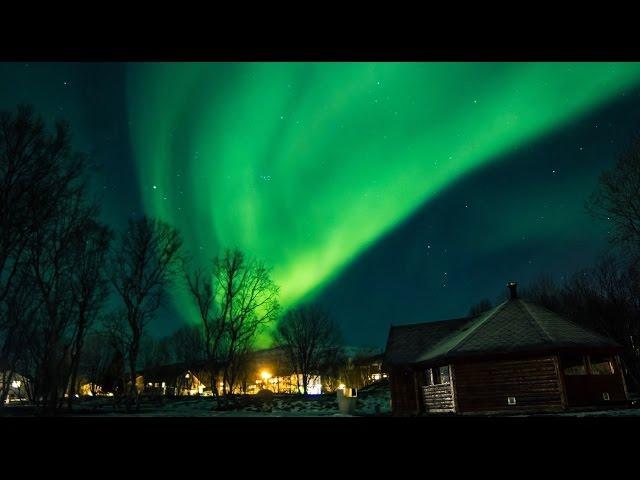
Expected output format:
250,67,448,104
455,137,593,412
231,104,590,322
391,368,419,415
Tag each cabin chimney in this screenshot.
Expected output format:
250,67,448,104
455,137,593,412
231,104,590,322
507,282,518,299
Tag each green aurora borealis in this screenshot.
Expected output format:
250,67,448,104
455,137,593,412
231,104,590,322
125,63,640,343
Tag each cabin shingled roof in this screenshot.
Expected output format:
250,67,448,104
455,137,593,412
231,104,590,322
384,298,621,367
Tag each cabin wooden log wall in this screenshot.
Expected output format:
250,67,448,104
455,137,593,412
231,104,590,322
453,356,563,413
422,383,455,412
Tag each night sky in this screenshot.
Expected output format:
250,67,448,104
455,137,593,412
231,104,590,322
2,62,640,348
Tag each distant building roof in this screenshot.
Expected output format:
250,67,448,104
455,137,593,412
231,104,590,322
384,298,621,367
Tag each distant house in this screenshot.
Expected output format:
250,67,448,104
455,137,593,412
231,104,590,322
246,345,386,394
245,347,322,394
79,382,106,396
0,371,30,403
138,363,208,396
341,347,386,389
383,282,629,415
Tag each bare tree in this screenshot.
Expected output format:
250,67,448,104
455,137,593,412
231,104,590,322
588,135,640,261
0,106,70,306
183,261,225,403
0,269,39,405
65,219,111,408
26,184,99,414
79,330,115,396
102,310,129,397
0,105,84,407
276,304,341,395
0,105,112,415
213,249,279,400
110,216,183,405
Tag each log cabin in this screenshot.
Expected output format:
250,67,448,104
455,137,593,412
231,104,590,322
383,282,629,415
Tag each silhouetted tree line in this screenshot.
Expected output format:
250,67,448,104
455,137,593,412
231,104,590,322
0,105,345,414
0,105,113,414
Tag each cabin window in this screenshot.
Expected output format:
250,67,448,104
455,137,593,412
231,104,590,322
563,356,587,375
439,365,451,384
590,356,614,375
425,366,450,385
424,369,434,385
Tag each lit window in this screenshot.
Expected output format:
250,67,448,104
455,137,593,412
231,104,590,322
590,356,614,375
424,369,434,385
424,366,451,385
439,366,450,384
563,356,587,375
11,380,21,388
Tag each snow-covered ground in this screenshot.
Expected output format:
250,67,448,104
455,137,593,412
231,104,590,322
60,381,393,417
6,380,638,417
